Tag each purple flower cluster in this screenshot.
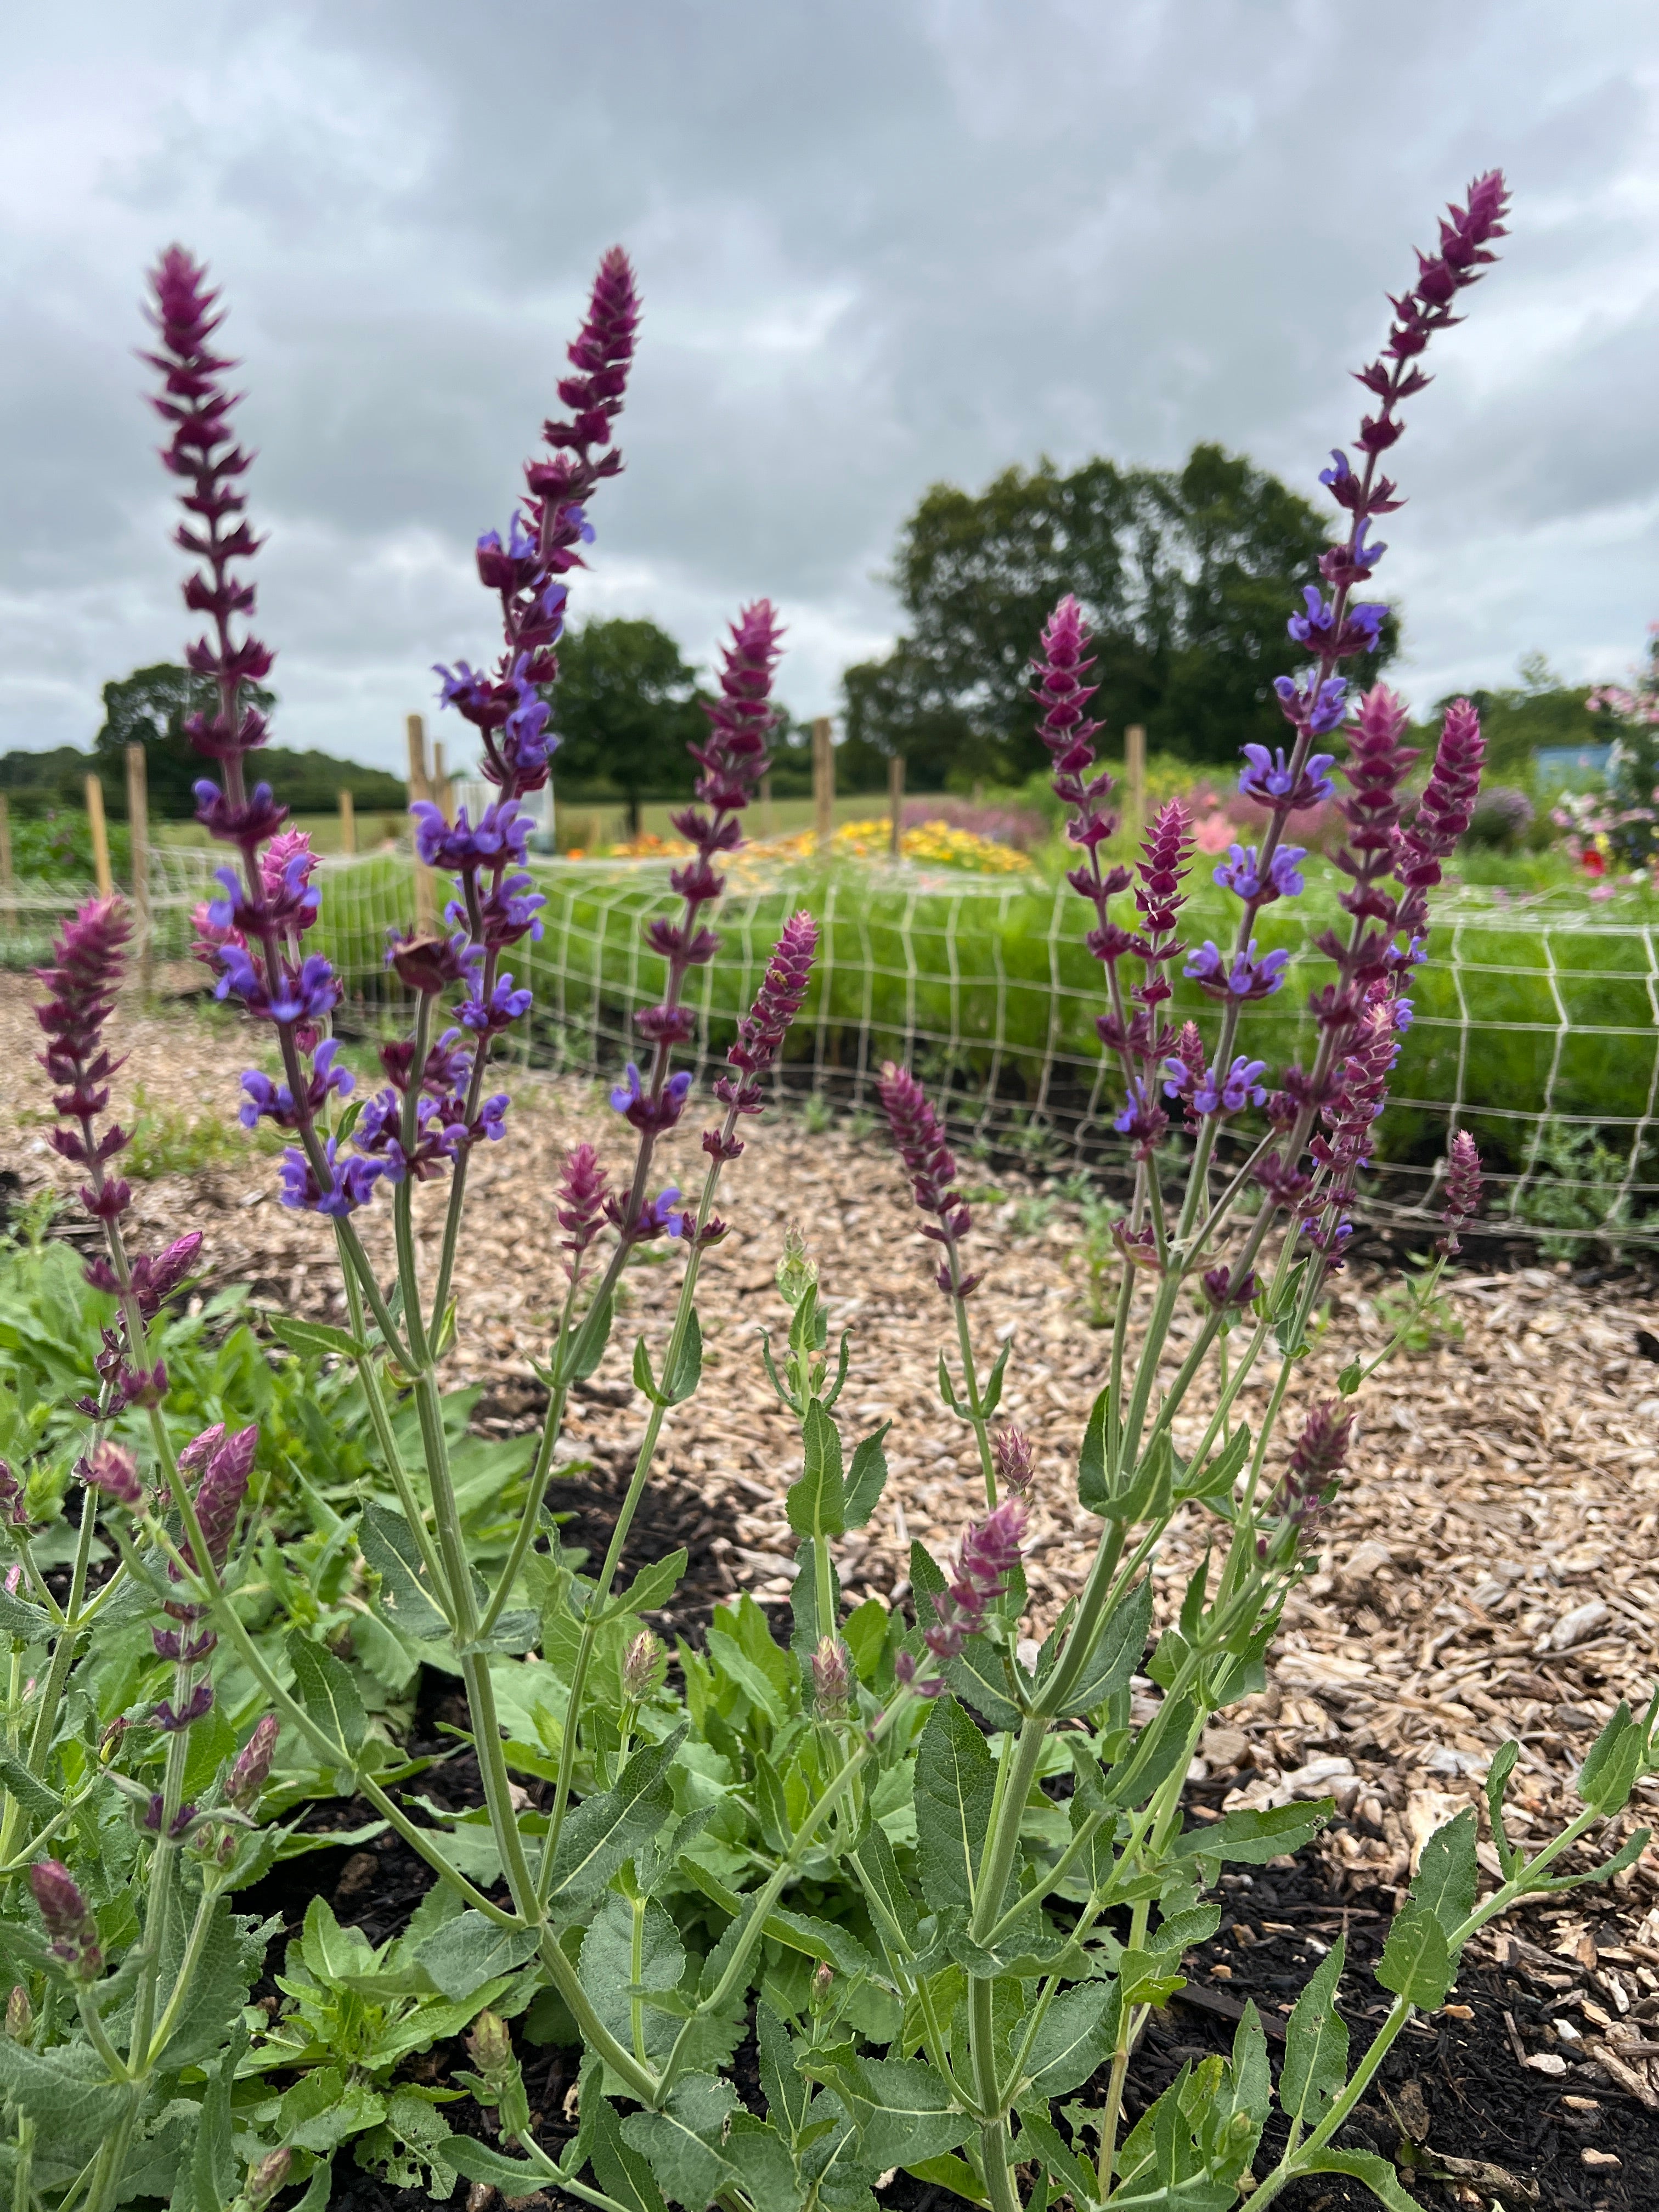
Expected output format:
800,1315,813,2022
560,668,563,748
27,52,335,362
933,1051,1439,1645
30,1861,102,1983
713,910,818,1125
877,1062,979,1299
896,1499,1028,1697
1440,1128,1483,1255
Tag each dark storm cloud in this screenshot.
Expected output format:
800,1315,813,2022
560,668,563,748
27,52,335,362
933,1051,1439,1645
3,0,1657,766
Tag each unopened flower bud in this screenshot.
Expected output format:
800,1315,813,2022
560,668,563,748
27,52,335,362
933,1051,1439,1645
5,1986,31,2042
81,1440,142,1509
227,1715,280,1810
244,2147,292,2210
991,1427,1035,1494
812,1961,834,2004
776,1224,817,1310
812,1635,851,1715
621,1631,658,1702
466,2008,514,2081
29,1860,101,1982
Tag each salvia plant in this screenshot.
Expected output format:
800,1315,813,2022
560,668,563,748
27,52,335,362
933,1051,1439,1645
8,170,1658,2212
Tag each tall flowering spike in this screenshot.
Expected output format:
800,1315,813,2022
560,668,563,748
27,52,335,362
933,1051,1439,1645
811,1635,852,1716
1284,1401,1354,1505
34,898,134,1212
82,1441,142,1510
1397,698,1486,893
1330,683,1419,936
877,1062,979,1299
992,1427,1035,1495
714,911,818,1122
187,1423,257,1573
1440,1130,1482,1255
438,247,640,800
143,247,274,780
914,1498,1029,1678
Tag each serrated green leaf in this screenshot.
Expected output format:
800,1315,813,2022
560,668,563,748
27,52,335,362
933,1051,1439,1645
1174,1424,1250,1503
565,1289,615,1384
842,1423,893,1529
270,1313,370,1361
803,2049,972,2172
914,1695,995,1914
1023,1979,1121,2096
614,1548,689,1620
1375,1900,1454,2010
842,1596,890,1685
0,1752,60,1827
787,1398,846,1541
1279,1939,1348,2130
544,1728,682,1911
1484,1740,1523,1875
1411,1807,1477,1938
622,2073,742,2209
0,2035,126,2147
1578,1701,1645,1814
359,1503,449,1641
277,2067,387,2154
589,2088,669,2212
1296,2148,1419,2211
855,1821,919,1953
1077,1385,1111,1513
1173,1799,1330,1867
759,1999,815,2142
0,1583,50,1643
414,1909,540,2001
664,1307,702,1404
286,1628,365,1759
438,2137,561,2193
1048,1577,1152,1718
579,1895,686,2066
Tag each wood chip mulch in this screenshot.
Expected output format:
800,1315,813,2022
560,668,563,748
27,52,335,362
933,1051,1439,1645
9,977,1659,2152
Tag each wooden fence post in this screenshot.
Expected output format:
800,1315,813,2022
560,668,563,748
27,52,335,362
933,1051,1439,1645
338,789,357,855
406,712,436,931
85,775,112,899
0,793,12,928
432,738,453,825
812,716,835,853
125,744,151,992
888,752,905,859
1125,723,1147,852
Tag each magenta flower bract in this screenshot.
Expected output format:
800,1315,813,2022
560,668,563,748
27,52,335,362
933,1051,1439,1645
714,911,818,1124
878,1062,978,1299
1440,1129,1482,1254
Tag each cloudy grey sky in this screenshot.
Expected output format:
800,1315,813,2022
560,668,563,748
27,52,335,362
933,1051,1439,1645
4,0,1658,771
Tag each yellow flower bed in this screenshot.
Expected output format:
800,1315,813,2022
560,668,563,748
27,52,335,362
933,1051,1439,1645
579,816,1031,874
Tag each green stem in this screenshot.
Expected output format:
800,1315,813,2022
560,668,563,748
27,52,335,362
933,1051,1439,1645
336,1231,449,1604
138,1884,219,2069
953,1295,997,1509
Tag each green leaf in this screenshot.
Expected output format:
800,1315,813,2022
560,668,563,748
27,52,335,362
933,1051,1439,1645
803,2049,972,2172
1023,1980,1121,2096
270,1313,370,1361
758,2000,815,2142
842,1596,890,1685
632,1336,662,1404
664,1307,702,1404
1174,1800,1330,1867
286,1628,366,1759
588,2087,669,2212
842,1423,893,1529
1048,1577,1152,1718
789,1538,840,1675
0,1753,60,1827
566,1290,615,1384
0,2036,126,2147
614,1548,689,1620
155,1903,266,2071
1411,1808,1477,1938
1578,1701,1645,1814
1077,1385,1111,1513
544,1728,682,1911
414,1910,540,2001
787,1398,847,1541
1295,2149,1419,2212
358,1503,448,1641
0,1583,50,1643
1336,1359,1364,1397
855,1821,920,1953
914,1695,995,1914
945,1637,1022,1731
622,2073,742,2209
437,2137,561,2192
1173,1424,1250,1503
579,1895,687,2066
980,1336,1013,1418
1375,1900,1455,2010
936,1354,962,1415
1484,1741,1523,1876
1279,1940,1348,2130
277,2067,387,2154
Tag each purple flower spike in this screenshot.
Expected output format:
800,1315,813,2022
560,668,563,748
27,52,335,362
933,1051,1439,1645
1440,1129,1482,1255
34,899,136,1235
155,1682,215,1733
1238,743,1336,813
917,1498,1029,1679
1398,697,1486,893
227,1714,280,1810
81,1440,143,1510
556,1143,610,1282
611,1062,693,1134
992,1427,1035,1495
878,1063,979,1299
714,911,818,1119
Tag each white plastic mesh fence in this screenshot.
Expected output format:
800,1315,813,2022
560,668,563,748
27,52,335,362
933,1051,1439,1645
8,847,1657,1246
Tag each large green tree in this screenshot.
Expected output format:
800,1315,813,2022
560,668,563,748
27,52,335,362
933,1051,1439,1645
840,443,1388,782
92,663,407,819
548,618,706,830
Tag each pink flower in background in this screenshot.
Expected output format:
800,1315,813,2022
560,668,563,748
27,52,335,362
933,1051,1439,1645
1193,810,1235,854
